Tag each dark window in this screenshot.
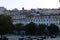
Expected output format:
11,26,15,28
19,38,23,40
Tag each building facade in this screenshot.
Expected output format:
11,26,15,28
0,7,60,27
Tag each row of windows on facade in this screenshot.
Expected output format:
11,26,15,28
11,15,60,19
13,21,60,26
12,18,60,22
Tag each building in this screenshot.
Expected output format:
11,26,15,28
0,7,60,28
0,7,6,14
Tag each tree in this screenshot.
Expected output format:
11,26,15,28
0,14,14,38
14,23,24,35
47,24,59,36
37,24,47,36
25,22,37,35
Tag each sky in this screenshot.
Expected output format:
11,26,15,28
0,0,60,10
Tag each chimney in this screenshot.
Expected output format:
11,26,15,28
22,7,24,10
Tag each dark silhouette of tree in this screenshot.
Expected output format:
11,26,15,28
14,23,24,35
47,24,59,36
25,22,37,35
0,14,14,38
37,24,47,36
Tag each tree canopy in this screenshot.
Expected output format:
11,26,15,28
37,24,48,35
0,14,14,35
25,22,37,35
47,24,59,35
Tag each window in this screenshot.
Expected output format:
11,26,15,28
59,19,60,21
54,19,55,21
47,19,48,21
41,19,42,21
39,20,40,22
49,16,50,18
59,23,60,25
36,20,37,22
44,19,45,21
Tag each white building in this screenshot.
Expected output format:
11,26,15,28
12,13,60,27
9,8,60,26
0,7,60,28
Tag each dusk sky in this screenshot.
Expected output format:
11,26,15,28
0,0,60,10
